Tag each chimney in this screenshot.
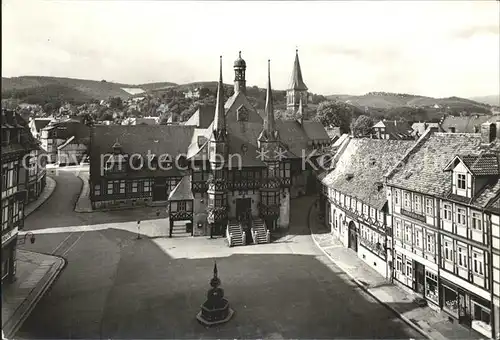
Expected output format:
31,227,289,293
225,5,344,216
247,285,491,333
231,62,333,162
480,122,497,144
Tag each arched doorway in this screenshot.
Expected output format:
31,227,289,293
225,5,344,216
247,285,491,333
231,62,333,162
348,221,358,252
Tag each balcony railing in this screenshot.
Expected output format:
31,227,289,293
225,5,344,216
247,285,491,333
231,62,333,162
401,208,426,223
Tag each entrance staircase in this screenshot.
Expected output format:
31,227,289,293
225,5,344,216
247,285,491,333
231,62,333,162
227,220,245,247
251,218,270,244
171,222,191,237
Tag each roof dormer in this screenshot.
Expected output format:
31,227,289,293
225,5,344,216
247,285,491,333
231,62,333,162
444,153,499,198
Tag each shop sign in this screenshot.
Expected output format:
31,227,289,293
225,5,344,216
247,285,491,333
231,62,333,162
2,227,18,246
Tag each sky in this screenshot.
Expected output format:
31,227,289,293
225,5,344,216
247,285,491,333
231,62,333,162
2,0,499,98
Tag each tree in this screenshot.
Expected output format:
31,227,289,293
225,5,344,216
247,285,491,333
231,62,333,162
351,115,374,137
315,100,357,133
109,97,123,109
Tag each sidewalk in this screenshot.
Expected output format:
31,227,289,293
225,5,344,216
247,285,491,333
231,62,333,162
308,200,484,340
24,176,56,217
74,171,92,213
1,250,65,339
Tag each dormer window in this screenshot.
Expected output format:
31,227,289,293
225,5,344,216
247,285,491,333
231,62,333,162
457,174,466,190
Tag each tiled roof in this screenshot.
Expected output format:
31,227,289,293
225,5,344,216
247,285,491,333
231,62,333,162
322,138,415,210
459,154,499,176
373,120,413,139
168,176,194,201
387,132,500,208
441,115,500,133
302,120,330,142
90,125,195,180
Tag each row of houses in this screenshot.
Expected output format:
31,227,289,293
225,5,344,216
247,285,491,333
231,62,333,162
2,109,47,283
319,121,500,339
29,116,90,165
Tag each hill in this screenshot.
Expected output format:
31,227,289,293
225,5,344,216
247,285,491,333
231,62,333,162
326,92,491,113
470,95,500,107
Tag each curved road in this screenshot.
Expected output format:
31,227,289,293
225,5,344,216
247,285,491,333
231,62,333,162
17,170,422,339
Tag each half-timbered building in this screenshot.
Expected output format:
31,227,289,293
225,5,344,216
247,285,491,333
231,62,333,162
89,51,330,246
1,109,39,283
386,123,500,338
320,137,414,278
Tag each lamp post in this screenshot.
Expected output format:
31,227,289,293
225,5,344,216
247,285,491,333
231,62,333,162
137,220,141,239
17,232,36,245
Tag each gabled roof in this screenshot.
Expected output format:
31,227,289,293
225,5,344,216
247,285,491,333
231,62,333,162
373,120,413,139
302,120,330,142
440,115,500,133
184,104,215,128
322,139,415,210
288,50,308,91
90,125,195,180
443,154,499,176
33,118,52,131
386,132,500,208
168,176,194,201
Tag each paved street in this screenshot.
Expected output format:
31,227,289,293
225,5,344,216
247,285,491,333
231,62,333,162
16,170,422,339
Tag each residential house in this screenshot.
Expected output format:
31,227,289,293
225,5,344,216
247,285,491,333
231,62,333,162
411,122,442,138
372,120,414,140
39,118,90,164
29,117,53,140
440,115,500,133
321,137,414,278
385,123,500,338
89,51,330,246
183,88,201,99
1,110,38,283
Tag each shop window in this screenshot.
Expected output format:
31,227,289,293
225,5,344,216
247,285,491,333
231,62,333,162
443,204,452,221
442,285,459,316
472,301,491,326
425,271,438,303
405,260,412,277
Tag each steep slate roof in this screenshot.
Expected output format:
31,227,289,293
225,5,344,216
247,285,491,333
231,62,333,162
386,132,500,209
441,115,500,133
288,51,308,91
90,125,195,180
302,121,330,142
322,138,415,210
168,176,194,201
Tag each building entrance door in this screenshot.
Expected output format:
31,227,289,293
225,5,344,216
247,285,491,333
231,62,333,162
348,221,358,252
414,261,425,294
153,178,167,201
236,198,251,222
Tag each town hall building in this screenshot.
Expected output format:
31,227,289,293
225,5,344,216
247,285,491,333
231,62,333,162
89,50,331,246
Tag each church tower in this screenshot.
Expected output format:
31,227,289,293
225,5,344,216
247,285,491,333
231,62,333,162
286,49,308,111
233,51,246,94
207,56,228,229
258,60,282,231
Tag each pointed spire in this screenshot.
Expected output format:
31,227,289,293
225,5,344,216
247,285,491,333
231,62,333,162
213,56,226,131
289,49,308,91
264,59,275,134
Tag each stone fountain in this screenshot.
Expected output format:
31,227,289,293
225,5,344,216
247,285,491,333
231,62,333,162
196,260,234,326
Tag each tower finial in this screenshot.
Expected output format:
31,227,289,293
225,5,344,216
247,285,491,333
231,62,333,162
219,55,223,82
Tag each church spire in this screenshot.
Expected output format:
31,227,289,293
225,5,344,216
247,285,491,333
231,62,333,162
289,49,308,91
213,56,226,132
264,59,275,134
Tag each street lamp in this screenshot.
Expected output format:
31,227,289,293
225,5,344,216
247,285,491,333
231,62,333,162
17,232,36,245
